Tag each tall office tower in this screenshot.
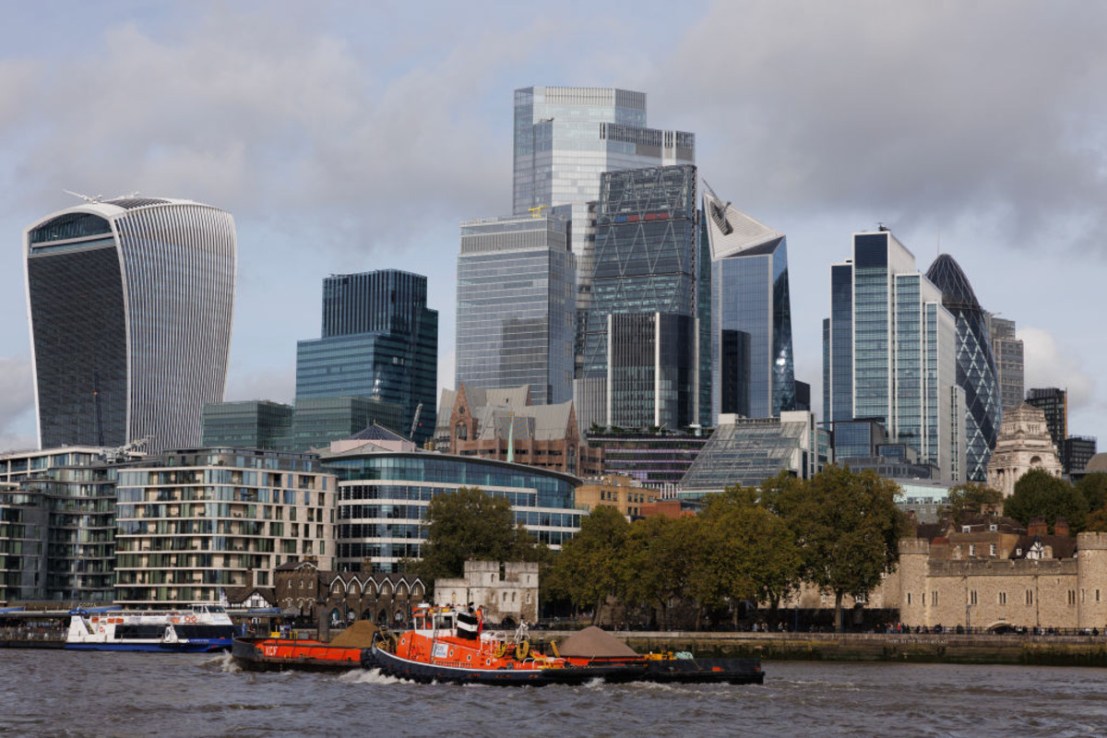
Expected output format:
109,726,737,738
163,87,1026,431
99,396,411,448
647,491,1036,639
578,165,709,431
925,255,1002,482
1025,387,1067,454
823,230,965,481
24,197,236,452
702,184,796,420
512,86,695,371
296,270,437,444
455,212,576,404
987,316,1024,410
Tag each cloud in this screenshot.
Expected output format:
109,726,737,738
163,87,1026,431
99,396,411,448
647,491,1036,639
1020,326,1095,411
0,357,36,450
649,0,1107,253
1,8,550,256
224,367,296,405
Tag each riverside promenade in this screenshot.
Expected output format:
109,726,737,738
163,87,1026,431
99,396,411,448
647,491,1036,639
535,629,1107,666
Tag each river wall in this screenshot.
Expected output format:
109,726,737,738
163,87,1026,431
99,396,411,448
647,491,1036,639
536,630,1107,667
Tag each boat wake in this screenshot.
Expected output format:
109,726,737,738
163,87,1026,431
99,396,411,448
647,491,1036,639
339,668,404,686
198,652,240,673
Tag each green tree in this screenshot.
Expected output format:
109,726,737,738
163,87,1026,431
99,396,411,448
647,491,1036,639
784,466,906,632
411,487,543,587
620,515,699,629
546,505,630,624
943,482,1004,524
689,486,801,628
1076,473,1107,514
1004,469,1087,532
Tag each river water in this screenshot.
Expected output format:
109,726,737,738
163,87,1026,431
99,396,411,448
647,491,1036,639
2,650,1106,737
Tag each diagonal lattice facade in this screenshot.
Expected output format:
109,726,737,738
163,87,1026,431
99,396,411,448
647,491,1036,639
926,254,1001,482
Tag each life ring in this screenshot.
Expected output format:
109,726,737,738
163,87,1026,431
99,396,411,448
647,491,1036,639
97,624,105,634
515,641,529,660
493,642,508,659
186,615,198,624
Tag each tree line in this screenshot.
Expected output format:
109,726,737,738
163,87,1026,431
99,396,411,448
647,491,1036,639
409,467,906,632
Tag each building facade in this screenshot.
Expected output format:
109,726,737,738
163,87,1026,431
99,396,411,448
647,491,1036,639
201,401,294,450
702,184,796,420
988,316,1024,411
678,411,817,498
986,403,1064,497
435,560,540,626
438,385,602,477
113,448,335,607
574,475,659,518
586,431,711,493
578,165,709,431
1025,387,1067,457
296,270,437,444
925,254,1002,482
455,213,576,405
823,230,965,481
324,447,583,573
24,197,236,452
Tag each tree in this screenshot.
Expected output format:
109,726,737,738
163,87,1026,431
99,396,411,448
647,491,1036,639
1077,473,1107,514
411,487,543,587
1003,469,1087,532
620,515,699,629
689,486,801,628
943,482,1004,524
546,505,629,624
784,466,907,632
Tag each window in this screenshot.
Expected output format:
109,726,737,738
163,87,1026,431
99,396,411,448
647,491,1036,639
1026,590,1034,606
1068,590,1077,606
969,591,978,606
907,593,912,606
969,544,976,557
998,592,1007,606
989,544,997,557
931,591,938,606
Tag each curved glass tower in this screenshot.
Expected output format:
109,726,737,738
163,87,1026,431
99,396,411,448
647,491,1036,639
925,254,1001,482
24,197,236,452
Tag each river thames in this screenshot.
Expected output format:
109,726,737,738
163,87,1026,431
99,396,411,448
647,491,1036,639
2,650,1106,736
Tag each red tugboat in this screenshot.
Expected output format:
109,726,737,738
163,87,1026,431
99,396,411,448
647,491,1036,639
232,621,378,672
369,606,764,686
369,605,622,685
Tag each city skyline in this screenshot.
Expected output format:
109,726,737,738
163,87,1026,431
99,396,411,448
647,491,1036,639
2,2,1106,451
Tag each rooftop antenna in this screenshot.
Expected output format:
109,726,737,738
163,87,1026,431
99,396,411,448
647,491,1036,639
63,190,102,203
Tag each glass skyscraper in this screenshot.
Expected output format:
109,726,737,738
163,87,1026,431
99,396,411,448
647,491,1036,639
296,270,437,444
455,213,576,404
24,197,236,452
925,254,1001,482
702,185,796,420
988,316,1025,411
823,230,965,481
512,86,696,376
579,164,709,431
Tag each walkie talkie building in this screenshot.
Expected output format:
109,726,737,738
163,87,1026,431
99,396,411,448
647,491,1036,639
24,197,236,452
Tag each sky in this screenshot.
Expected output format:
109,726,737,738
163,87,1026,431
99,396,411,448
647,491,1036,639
2,0,1106,453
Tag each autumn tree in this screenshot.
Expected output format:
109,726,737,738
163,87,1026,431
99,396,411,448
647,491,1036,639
943,482,1004,524
784,465,907,632
411,487,545,587
546,505,630,624
1003,469,1087,532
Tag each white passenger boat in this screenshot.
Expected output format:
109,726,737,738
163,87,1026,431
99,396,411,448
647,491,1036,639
65,603,236,652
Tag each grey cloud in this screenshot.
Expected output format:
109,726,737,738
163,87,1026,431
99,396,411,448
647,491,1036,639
2,9,547,255
648,0,1107,251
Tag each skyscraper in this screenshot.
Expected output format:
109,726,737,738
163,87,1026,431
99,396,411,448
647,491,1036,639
925,254,1002,482
24,197,236,452
702,185,796,420
988,315,1024,411
455,212,576,404
512,86,696,373
823,230,965,481
1025,387,1067,455
579,164,709,431
296,270,437,444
